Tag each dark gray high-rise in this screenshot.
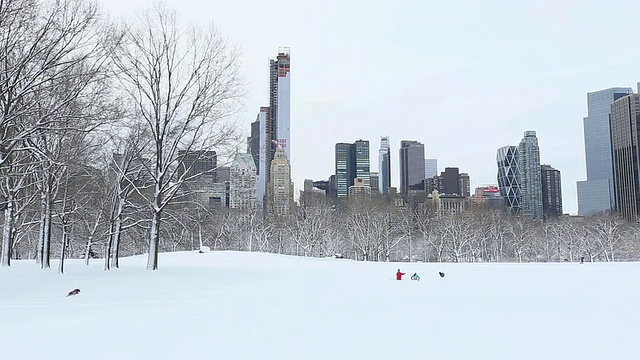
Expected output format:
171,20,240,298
399,140,425,194
541,164,563,219
611,94,640,221
577,87,633,215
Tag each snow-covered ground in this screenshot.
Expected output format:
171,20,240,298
1,251,638,360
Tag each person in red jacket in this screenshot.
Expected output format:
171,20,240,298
396,269,405,280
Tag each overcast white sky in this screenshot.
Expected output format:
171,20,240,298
99,0,640,214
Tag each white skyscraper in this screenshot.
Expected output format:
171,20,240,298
271,48,291,159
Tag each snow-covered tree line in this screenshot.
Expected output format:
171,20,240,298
1,0,639,271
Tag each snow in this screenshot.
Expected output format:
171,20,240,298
1,251,639,360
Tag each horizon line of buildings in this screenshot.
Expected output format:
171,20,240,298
172,48,640,222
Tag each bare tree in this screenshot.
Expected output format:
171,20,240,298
113,3,243,270
0,0,120,268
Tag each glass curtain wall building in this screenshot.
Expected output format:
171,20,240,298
577,87,633,215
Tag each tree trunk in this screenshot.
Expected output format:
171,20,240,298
104,227,112,271
111,217,122,268
58,227,68,274
36,194,46,265
84,236,92,266
41,192,52,269
1,197,15,266
147,208,161,270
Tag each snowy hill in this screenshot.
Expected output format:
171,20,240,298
1,251,638,360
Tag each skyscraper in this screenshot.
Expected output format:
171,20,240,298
268,147,293,216
254,48,291,212
519,131,543,220
270,48,291,159
442,167,460,195
459,173,470,198
541,164,563,219
248,119,260,170
229,153,257,210
354,139,370,186
378,136,391,195
399,140,425,194
577,87,633,216
335,143,355,199
496,145,521,214
425,159,438,179
256,107,269,210
335,140,370,199
610,94,640,221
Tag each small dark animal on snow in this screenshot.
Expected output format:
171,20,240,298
438,272,445,278
67,288,81,297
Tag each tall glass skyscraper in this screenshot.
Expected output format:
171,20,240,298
378,136,391,195
425,159,438,179
519,131,543,220
577,87,633,216
399,140,425,194
335,140,370,198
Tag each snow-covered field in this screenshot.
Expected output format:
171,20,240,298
1,251,638,360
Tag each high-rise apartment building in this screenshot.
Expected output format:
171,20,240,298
253,48,292,212
229,153,257,210
577,87,633,216
399,140,425,194
270,48,291,159
378,136,391,195
459,173,470,198
541,164,563,219
519,131,543,220
255,107,269,210
268,147,293,216
610,94,640,221
496,145,521,214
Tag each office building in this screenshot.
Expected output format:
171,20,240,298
335,140,370,199
611,94,640,221
577,87,633,215
399,140,426,194
425,159,438,179
496,145,521,214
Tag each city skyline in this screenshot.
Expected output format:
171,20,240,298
99,0,640,214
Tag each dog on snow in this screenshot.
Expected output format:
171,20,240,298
67,288,81,297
